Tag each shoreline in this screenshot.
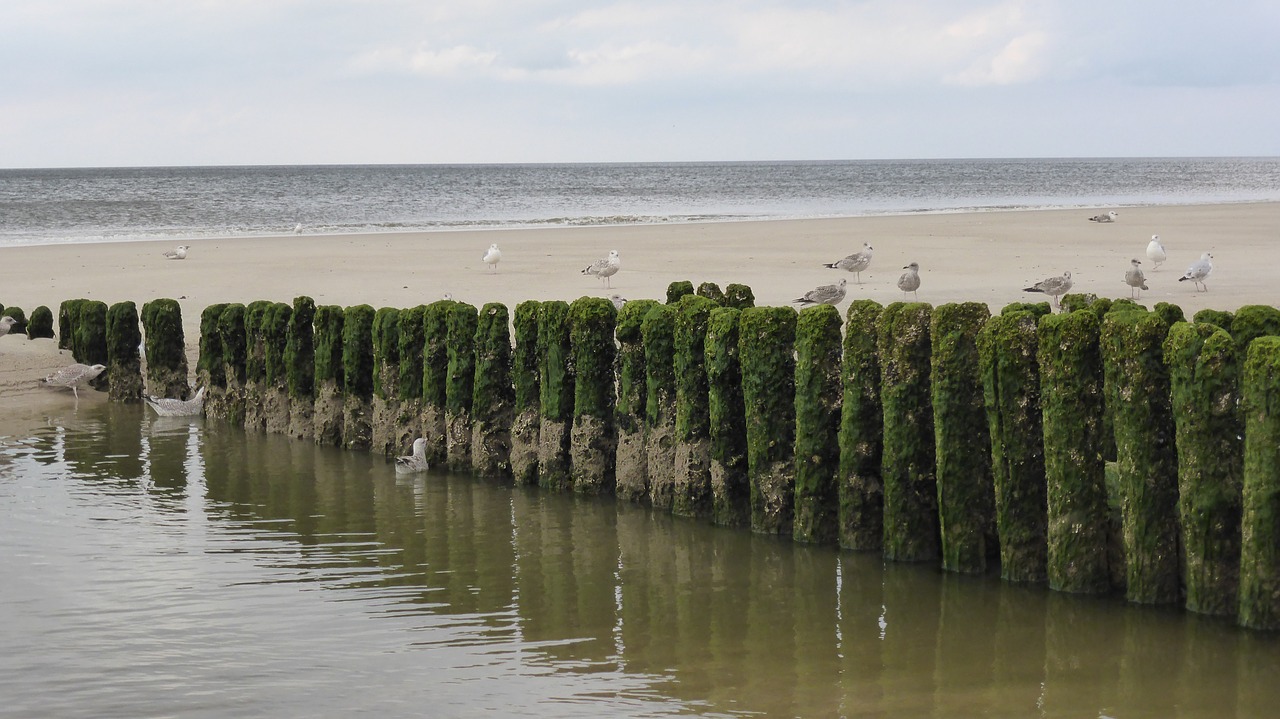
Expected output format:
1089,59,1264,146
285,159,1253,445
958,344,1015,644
3,200,1278,429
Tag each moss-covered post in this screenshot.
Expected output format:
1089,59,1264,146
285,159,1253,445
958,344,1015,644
642,303,678,507
978,311,1048,583
27,306,54,340
706,307,749,527
105,301,143,402
370,307,402,456
839,300,884,551
1101,311,1180,604
262,302,292,434
673,294,718,516
311,304,345,446
72,300,109,393
616,299,659,502
740,306,797,535
666,280,694,304
242,301,272,432
537,300,574,490
510,301,541,486
1153,302,1185,328
723,283,755,310
931,302,996,573
2,306,28,337
569,297,617,494
341,304,376,451
445,302,478,470
878,302,939,562
472,303,514,478
58,300,83,351
140,299,188,399
793,303,843,545
393,305,426,456
1193,308,1233,330
1164,321,1243,616
1240,336,1280,630
1038,310,1111,594
1231,305,1280,361
216,303,248,427
420,300,452,465
696,282,724,304
285,296,316,440
197,303,228,419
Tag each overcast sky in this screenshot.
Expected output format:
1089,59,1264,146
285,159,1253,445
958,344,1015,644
3,0,1278,168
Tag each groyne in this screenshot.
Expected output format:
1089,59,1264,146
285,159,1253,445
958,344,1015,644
44,293,1280,631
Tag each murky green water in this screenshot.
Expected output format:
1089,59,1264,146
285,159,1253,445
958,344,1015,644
2,402,1277,718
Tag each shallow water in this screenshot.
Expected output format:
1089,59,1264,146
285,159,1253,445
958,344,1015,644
2,402,1277,718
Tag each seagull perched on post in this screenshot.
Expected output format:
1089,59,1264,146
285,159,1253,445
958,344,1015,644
1088,211,1118,223
163,245,189,260
395,438,430,473
822,242,874,284
1178,252,1214,292
1124,259,1149,299
1023,271,1073,309
40,363,106,399
1145,235,1167,270
582,250,621,287
482,243,502,272
793,278,848,308
897,262,922,300
145,386,206,417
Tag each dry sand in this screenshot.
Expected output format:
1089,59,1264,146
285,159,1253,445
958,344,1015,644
3,201,1277,425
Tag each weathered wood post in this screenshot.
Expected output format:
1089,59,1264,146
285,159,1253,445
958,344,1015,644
706,307,749,527
931,302,995,573
978,310,1048,583
216,303,248,426
311,304,345,446
1164,321,1243,616
1101,310,1180,604
740,306,797,535
510,301,541,486
878,302,938,562
420,300,451,464
839,300,884,551
27,306,54,340
106,301,143,402
1231,305,1280,361
616,299,660,502
1193,308,1233,330
393,305,426,455
666,280,694,304
76,300,109,392
342,304,376,451
1038,310,1110,594
445,302,478,470
140,299,188,399
1153,302,1185,328
472,302,514,478
262,302,292,434
696,281,724,303
673,294,718,517
285,296,316,440
371,307,402,456
569,297,617,494
58,299,84,352
643,303,678,507
793,303,842,545
537,301,573,490
197,303,229,419
242,301,271,432
723,283,755,310
1240,336,1280,630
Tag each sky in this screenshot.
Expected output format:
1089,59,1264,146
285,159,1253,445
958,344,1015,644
2,0,1278,167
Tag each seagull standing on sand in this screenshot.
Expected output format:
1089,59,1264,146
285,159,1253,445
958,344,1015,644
822,242,874,284
163,245,189,260
1023,271,1073,309
293,223,303,234
0,316,17,339
1088,211,1119,223
897,262,922,299
1145,235,1167,270
583,250,621,288
483,243,502,273
794,278,848,308
1179,252,1214,292
1124,259,1149,299
395,438,430,473
145,387,206,417
41,363,106,399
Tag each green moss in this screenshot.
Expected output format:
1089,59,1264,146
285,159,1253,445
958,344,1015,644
839,299,884,551
706,307,748,527
1001,301,1052,318
141,299,185,370
977,311,1047,583
723,283,755,310
217,304,248,385
341,305,375,399
569,297,616,419
1239,336,1280,630
198,303,229,387
262,303,291,388
931,302,995,574
1060,293,1111,318
243,301,273,384
106,301,142,398
537,300,573,421
445,302,478,414
2,306,27,336
642,304,677,427
26,306,54,339
793,304,843,545
696,282,725,304
286,296,316,398
421,300,451,407
1107,299,1147,315
312,305,345,389
1153,302,1185,327
666,280,694,304
1101,311,1179,604
372,307,401,400
1230,305,1280,359
58,300,85,351
1038,310,1111,594
674,295,718,441
472,303,514,424
395,305,426,401
616,299,660,424
1193,308,1234,331
512,301,541,414
740,306,797,535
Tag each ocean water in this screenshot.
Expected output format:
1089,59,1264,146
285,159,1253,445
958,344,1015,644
1,157,1279,247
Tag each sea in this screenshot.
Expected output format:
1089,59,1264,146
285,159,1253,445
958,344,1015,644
2,157,1279,247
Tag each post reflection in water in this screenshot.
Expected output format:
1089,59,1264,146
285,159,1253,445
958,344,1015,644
1,403,1277,718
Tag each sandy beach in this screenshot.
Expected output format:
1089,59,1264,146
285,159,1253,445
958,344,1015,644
3,201,1277,422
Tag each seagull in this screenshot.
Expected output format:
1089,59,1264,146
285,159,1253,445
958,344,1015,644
1178,252,1214,292
482,243,502,272
1023,271,1073,309
0,316,17,339
822,242,874,284
609,294,627,310
1124,259,1148,299
395,438,430,473
293,223,303,234
1088,211,1119,223
163,245,189,260
582,250,621,288
1145,235,1167,270
897,262,922,299
145,386,206,417
793,278,848,308
40,363,106,399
